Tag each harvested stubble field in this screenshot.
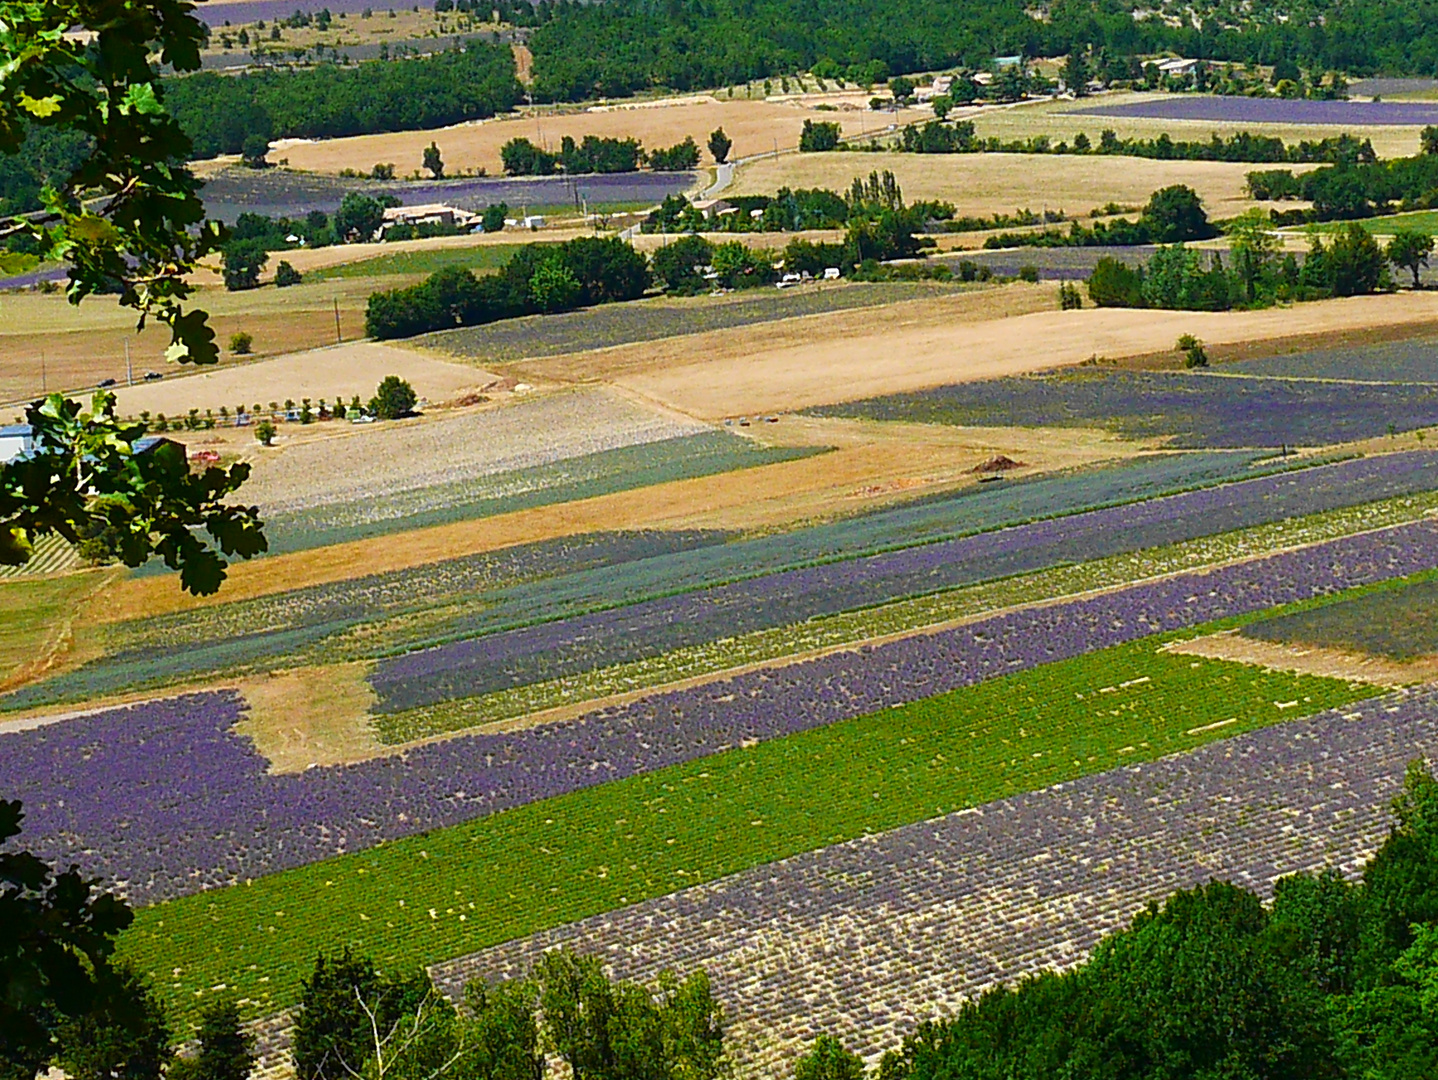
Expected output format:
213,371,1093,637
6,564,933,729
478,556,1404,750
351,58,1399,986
107,341,492,420
277,97,931,177
434,692,1433,1073
237,386,707,513
98,628,1372,1017
592,291,1438,419
815,366,1438,447
418,281,972,364
730,151,1284,220
0,283,381,407
1242,576,1438,660
975,92,1422,158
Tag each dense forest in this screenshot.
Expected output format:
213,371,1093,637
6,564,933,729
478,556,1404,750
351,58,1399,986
162,43,522,158
526,0,1438,102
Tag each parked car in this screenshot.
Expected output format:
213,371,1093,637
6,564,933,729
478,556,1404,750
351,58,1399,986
97,378,117,387
143,371,163,381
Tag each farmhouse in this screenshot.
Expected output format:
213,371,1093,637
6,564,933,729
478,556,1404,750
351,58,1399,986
691,198,739,221
0,424,184,466
381,204,479,232
1155,57,1200,76
0,424,34,464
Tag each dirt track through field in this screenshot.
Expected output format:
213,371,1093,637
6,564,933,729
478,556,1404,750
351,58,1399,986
592,291,1438,419
1164,629,1434,687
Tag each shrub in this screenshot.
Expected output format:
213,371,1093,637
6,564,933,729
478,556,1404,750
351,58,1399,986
255,420,276,445
275,261,302,287
369,375,418,419
222,241,267,291
1177,333,1209,367
1018,264,1040,283
799,119,841,152
228,331,253,355
1059,281,1083,309
481,202,508,233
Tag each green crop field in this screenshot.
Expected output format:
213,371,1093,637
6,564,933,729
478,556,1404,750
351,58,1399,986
119,634,1377,1022
307,243,527,281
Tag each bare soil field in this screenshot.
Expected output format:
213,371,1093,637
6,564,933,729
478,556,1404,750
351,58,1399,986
276,97,931,177
1164,629,1431,687
107,341,493,420
566,291,1438,419
93,418,1140,623
732,151,1290,219
974,92,1424,159
0,280,381,406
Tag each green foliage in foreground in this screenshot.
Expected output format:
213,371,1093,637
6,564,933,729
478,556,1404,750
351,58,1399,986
119,636,1376,1022
885,763,1438,1080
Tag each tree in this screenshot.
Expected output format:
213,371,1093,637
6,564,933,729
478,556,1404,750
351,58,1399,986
0,799,140,1080
463,980,544,1080
1087,257,1145,307
482,203,509,233
794,1035,864,1080
649,136,701,171
275,260,303,287
501,138,557,176
0,0,227,365
1388,228,1434,287
222,240,268,291
707,127,732,164
651,235,714,295
1141,185,1213,243
1423,125,1438,156
334,192,386,242
930,94,952,120
229,331,253,355
1226,209,1280,302
423,141,444,179
54,964,172,1080
254,420,276,446
369,376,418,420
529,253,582,312
240,133,270,168
1328,220,1388,296
1063,52,1090,95
0,393,265,593
799,120,841,152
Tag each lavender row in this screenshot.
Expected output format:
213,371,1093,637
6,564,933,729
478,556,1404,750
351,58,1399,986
368,452,1438,711
430,691,1438,1074
3,521,1436,905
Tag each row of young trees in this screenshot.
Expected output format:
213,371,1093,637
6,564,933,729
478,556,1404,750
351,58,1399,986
1086,217,1415,311
499,133,711,176
7,759,1438,1080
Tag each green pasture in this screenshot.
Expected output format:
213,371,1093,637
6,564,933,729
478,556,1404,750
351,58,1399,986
1297,210,1438,236
120,634,1378,1024
306,242,526,281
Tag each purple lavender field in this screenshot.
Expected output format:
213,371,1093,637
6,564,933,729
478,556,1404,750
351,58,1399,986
432,689,1438,1073
4,521,1436,905
366,451,1438,713
1071,96,1438,125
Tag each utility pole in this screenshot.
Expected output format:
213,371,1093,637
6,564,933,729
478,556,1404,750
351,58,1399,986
333,297,342,344
40,348,46,395
125,339,133,386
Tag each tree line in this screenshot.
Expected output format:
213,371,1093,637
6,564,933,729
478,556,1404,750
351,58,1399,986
499,134,701,176
891,122,1377,166
522,0,1438,103
162,43,522,159
1249,137,1438,221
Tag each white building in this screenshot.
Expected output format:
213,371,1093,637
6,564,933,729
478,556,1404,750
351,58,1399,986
0,424,34,464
